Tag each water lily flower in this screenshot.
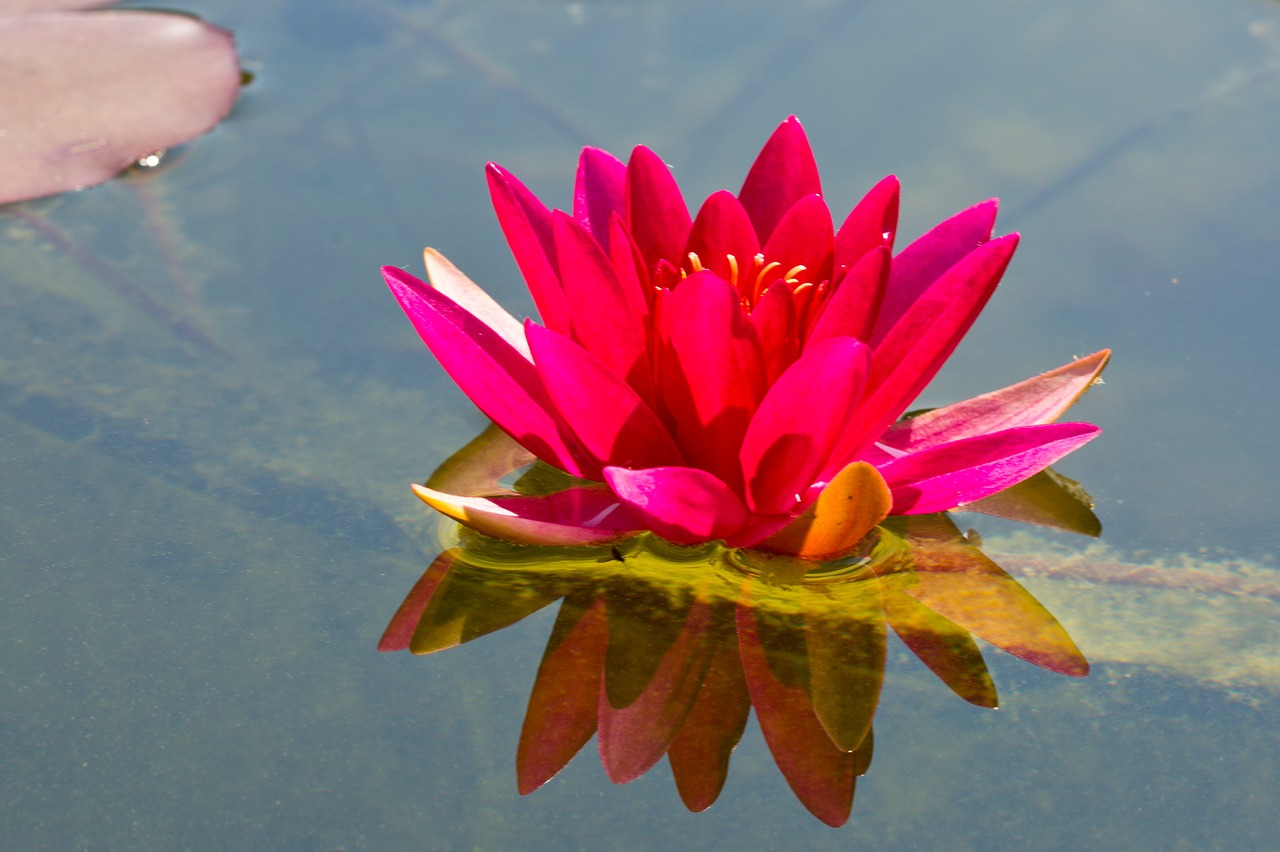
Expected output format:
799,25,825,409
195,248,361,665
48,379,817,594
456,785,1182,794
383,116,1105,558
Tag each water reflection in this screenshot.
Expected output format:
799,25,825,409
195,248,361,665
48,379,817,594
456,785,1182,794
381,430,1093,827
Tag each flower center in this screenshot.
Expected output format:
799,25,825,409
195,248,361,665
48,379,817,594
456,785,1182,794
684,251,813,307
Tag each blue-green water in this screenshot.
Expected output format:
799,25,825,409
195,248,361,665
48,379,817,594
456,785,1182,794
3,0,1279,847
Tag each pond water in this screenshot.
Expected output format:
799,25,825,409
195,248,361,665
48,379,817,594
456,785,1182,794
3,0,1279,847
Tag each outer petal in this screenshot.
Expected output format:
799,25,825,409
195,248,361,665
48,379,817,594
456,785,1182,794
737,115,823,243
384,266,588,475
526,321,684,471
412,483,642,545
880,350,1111,451
487,163,570,334
603,466,749,545
422,248,529,358
833,174,900,275
551,212,652,394
573,146,627,249
625,145,692,271
870,198,999,344
879,422,1102,515
740,337,870,515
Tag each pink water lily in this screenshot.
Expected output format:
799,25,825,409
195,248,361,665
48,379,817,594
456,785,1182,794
384,117,1105,558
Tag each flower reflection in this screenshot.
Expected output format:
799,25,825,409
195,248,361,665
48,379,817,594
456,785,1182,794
380,429,1095,827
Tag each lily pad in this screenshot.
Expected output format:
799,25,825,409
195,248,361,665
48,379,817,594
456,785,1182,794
0,10,240,205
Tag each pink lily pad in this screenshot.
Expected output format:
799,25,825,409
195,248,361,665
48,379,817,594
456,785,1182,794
0,10,241,205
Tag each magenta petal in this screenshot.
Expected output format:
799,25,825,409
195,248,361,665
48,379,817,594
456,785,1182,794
740,337,871,515
870,198,999,344
685,190,761,283
880,422,1102,514
807,245,890,346
551,212,652,393
486,163,570,334
412,483,643,545
526,322,684,471
604,466,749,544
573,146,627,250
625,145,693,271
737,115,823,244
384,266,588,476
421,248,529,358
856,234,1020,448
658,272,767,492
751,283,800,384
881,350,1112,452
760,194,835,286
834,175,900,275
0,10,241,205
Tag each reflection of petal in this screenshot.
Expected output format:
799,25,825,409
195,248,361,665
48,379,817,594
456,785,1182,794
807,592,886,753
667,633,751,812
598,591,718,784
963,468,1101,537
889,516,1089,676
518,593,609,795
881,582,998,708
736,594,862,828
377,549,457,652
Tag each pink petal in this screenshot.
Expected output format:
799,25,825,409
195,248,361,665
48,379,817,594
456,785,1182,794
486,163,570,334
684,190,761,284
625,145,692,271
737,115,823,244
603,466,749,545
880,422,1102,515
422,248,529,358
526,322,684,471
573,146,627,249
760,194,835,287
881,350,1111,451
740,337,870,515
870,198,999,344
806,245,890,347
384,266,589,476
751,283,800,384
833,174,900,275
411,483,642,545
657,272,766,492
856,234,1020,448
0,10,240,205
551,212,652,394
